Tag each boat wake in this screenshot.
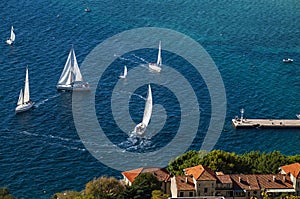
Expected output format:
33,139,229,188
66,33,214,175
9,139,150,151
19,131,86,152
132,54,148,63
115,53,149,65
34,94,60,108
118,133,153,152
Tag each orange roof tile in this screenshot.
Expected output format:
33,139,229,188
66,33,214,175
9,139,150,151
230,174,260,191
122,168,143,183
280,163,300,178
175,176,195,191
256,174,293,189
216,174,232,184
122,167,170,183
184,165,216,181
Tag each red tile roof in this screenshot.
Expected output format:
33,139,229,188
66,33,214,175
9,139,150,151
230,174,260,191
122,168,143,183
280,163,300,178
216,174,232,184
184,165,216,181
175,176,195,191
230,174,294,191
122,167,170,183
256,174,293,189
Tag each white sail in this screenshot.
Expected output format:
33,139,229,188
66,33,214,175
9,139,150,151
23,67,30,103
10,26,15,42
142,85,153,127
71,49,83,82
15,67,34,113
119,65,127,79
124,66,127,77
156,41,162,66
17,89,23,106
58,47,83,85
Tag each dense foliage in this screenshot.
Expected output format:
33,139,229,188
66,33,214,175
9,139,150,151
168,149,300,175
151,190,169,199
53,173,162,199
84,176,125,199
0,187,17,199
124,173,162,199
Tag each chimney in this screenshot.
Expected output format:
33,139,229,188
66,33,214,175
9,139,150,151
273,176,276,182
239,177,241,183
283,175,286,183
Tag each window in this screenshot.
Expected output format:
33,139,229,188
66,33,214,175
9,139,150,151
179,192,184,197
204,188,208,193
189,192,193,197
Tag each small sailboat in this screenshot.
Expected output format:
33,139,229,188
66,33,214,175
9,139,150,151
133,85,153,136
119,65,127,79
15,67,34,113
85,7,91,12
149,41,162,72
57,46,90,91
6,26,15,45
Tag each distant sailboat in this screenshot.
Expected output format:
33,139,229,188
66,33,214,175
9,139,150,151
15,67,34,113
57,46,90,91
6,26,15,45
119,65,127,79
133,85,153,136
149,41,162,72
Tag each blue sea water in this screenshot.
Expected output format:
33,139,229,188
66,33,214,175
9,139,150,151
0,0,300,198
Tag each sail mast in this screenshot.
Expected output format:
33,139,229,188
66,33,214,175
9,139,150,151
23,67,30,103
124,66,127,77
71,47,83,82
17,89,23,105
156,41,162,66
142,85,153,126
10,26,15,42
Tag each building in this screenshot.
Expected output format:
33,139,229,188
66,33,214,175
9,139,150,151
279,162,300,196
170,164,299,199
121,167,171,195
121,162,300,199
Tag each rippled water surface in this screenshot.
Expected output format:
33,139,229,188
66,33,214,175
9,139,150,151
0,0,299,198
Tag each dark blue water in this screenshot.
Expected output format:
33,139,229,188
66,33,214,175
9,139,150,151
0,0,299,198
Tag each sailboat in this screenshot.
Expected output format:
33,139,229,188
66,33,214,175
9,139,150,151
119,65,127,79
6,26,15,45
15,67,34,113
149,41,162,72
57,46,90,91
133,84,153,136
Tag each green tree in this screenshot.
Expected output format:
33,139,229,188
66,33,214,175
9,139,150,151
131,173,161,199
73,195,95,199
168,150,207,175
52,190,81,199
84,176,125,199
151,190,169,199
201,150,238,173
0,187,17,199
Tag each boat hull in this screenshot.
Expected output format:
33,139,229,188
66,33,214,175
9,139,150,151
149,63,161,72
6,39,13,45
57,83,90,91
15,102,34,113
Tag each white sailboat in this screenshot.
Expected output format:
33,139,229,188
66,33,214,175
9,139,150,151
119,65,127,79
149,41,162,72
15,67,34,113
57,46,90,91
6,26,15,45
133,85,153,136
